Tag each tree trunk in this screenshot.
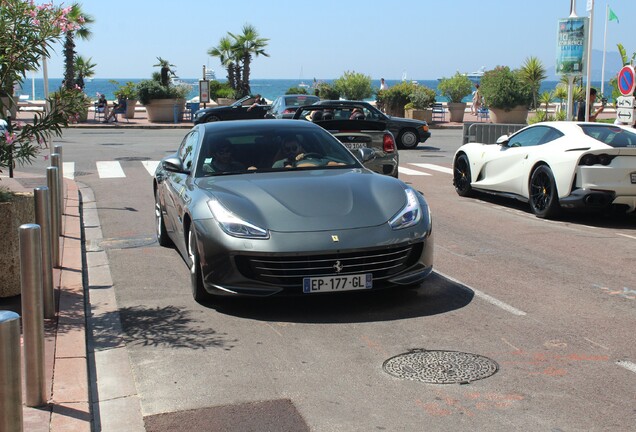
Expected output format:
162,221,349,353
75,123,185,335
63,31,75,90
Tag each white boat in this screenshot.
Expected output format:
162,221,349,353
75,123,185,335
170,76,192,87
463,66,486,82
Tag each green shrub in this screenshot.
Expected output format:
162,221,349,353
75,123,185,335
333,71,373,100
111,81,138,100
437,72,473,103
408,85,436,109
0,186,14,203
377,81,417,116
208,80,235,100
137,80,190,105
315,82,340,100
480,66,532,110
286,87,308,95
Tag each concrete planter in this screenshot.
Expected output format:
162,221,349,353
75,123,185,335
0,194,35,298
405,108,432,123
144,98,186,122
447,102,467,123
125,99,138,119
216,98,236,106
489,106,529,124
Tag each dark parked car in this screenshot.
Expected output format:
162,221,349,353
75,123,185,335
192,95,270,124
293,104,399,177
314,100,431,149
153,120,434,302
267,94,320,119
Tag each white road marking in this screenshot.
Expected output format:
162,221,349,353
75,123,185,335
63,162,75,180
96,161,125,178
617,233,636,240
435,270,527,316
398,166,431,176
616,360,636,374
142,160,160,176
410,163,453,175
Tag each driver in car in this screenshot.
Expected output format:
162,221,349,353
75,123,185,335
273,136,307,168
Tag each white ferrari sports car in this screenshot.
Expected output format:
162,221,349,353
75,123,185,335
452,122,636,218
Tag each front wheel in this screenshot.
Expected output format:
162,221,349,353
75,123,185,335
398,129,419,149
187,226,210,303
453,154,473,197
529,165,561,219
206,115,221,122
155,189,172,247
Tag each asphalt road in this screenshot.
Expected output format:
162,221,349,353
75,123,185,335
23,128,636,431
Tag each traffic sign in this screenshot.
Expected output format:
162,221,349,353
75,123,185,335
616,96,635,125
617,65,635,96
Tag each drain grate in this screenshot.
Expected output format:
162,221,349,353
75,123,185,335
383,349,498,384
115,156,151,161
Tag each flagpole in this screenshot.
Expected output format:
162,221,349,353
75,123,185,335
584,0,594,122
601,2,608,96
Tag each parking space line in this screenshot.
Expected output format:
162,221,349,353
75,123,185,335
410,163,453,175
435,271,527,316
141,161,160,176
63,161,75,180
96,161,125,178
616,360,636,374
399,166,431,176
617,233,636,241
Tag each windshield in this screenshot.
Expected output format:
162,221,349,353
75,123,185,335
284,95,319,107
231,95,252,107
195,125,361,177
580,124,636,148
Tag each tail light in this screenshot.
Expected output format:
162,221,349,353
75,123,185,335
383,133,396,153
283,108,295,114
579,153,615,166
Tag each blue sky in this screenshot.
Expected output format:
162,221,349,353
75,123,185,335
42,0,635,80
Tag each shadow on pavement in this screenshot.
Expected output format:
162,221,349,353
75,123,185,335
207,272,475,324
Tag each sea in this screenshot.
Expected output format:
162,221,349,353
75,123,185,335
14,78,615,104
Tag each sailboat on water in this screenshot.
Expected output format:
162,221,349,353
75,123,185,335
298,66,310,88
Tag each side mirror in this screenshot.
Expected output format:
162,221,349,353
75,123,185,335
356,147,375,162
496,135,509,146
162,156,188,174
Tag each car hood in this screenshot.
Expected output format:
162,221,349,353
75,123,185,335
386,115,427,126
195,170,408,232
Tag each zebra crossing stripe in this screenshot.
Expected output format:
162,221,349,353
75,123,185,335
96,161,125,178
142,161,160,176
410,163,453,175
398,166,431,176
63,162,75,180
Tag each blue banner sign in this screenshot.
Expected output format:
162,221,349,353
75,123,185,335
556,17,588,76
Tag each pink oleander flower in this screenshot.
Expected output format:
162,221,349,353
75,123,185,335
4,131,17,146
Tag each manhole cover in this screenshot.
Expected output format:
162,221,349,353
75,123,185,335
74,171,92,177
383,350,498,384
100,143,124,146
98,236,156,250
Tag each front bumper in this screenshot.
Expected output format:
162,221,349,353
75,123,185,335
192,220,434,297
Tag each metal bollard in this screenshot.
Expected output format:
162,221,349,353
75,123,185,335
0,311,23,432
34,187,55,319
51,152,63,230
53,145,64,212
47,166,60,267
20,224,47,407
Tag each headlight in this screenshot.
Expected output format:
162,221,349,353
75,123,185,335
389,189,422,230
207,200,269,239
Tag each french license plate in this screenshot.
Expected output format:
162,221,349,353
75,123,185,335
343,142,367,150
631,172,636,184
303,274,372,293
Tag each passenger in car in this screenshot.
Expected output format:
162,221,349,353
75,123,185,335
206,140,245,173
349,107,365,120
273,136,305,168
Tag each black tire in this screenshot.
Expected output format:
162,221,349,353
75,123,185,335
187,226,210,303
453,154,473,197
207,115,221,122
155,189,172,247
529,165,561,219
398,129,419,149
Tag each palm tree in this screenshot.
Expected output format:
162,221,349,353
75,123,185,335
63,3,94,90
208,36,239,91
519,56,547,110
229,24,269,97
538,91,553,116
73,55,96,90
153,57,175,86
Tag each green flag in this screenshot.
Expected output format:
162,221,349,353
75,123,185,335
609,7,619,23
